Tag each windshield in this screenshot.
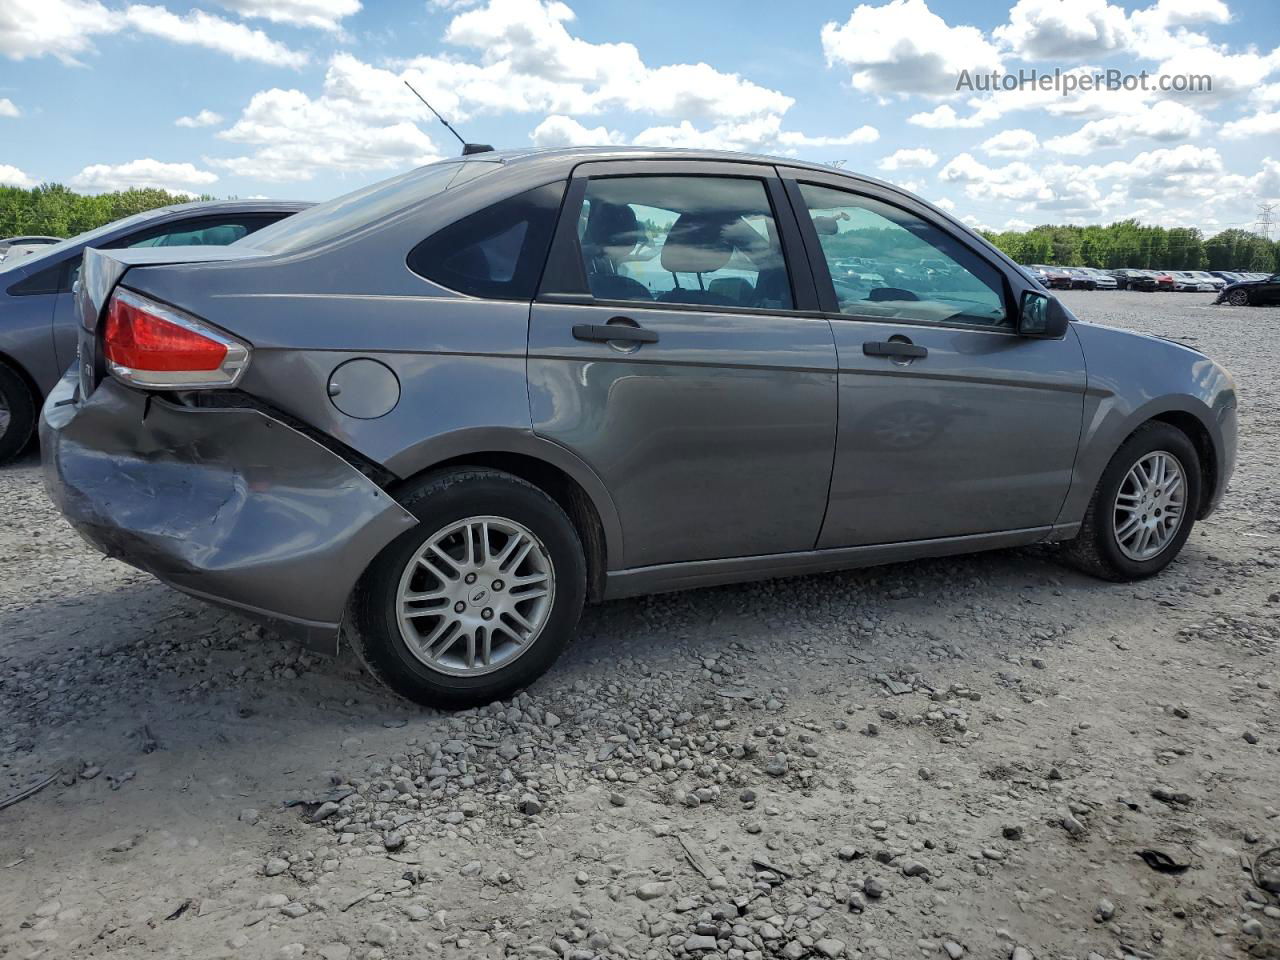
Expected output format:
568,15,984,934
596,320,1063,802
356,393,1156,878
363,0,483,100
0,206,174,275
242,160,501,255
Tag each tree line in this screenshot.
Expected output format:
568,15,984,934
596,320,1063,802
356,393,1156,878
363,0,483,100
979,220,1279,272
0,184,211,240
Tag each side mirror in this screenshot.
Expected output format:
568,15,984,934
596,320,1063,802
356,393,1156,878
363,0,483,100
1018,290,1069,339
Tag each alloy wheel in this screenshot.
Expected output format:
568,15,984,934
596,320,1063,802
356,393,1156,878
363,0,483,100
395,516,555,677
1112,451,1187,562
0,392,9,439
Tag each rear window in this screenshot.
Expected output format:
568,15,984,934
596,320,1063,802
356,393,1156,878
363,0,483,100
407,181,565,300
244,161,500,255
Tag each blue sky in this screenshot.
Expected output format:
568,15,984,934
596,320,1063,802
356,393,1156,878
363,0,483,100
1,0,1278,234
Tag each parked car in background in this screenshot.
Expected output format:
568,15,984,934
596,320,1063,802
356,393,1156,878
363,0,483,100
1150,271,1176,291
0,199,309,462
0,236,61,263
1063,267,1097,290
1109,269,1157,291
1170,271,1215,292
1186,271,1226,291
1216,272,1280,306
1025,264,1073,289
39,148,1239,707
1081,268,1118,289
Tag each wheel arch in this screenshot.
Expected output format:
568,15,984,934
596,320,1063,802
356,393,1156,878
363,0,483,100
387,439,619,603
1062,392,1228,528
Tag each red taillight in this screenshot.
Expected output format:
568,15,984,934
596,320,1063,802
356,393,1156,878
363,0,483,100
105,295,227,372
101,289,249,389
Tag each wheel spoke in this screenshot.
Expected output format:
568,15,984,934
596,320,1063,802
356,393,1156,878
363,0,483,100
502,540,535,574
503,607,536,637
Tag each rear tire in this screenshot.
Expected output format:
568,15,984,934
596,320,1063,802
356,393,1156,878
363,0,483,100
0,360,36,464
1060,423,1201,581
349,467,586,708
1228,289,1250,306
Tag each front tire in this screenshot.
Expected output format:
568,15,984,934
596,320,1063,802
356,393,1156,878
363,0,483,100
1061,423,1201,581
0,360,37,464
1228,289,1250,306
349,468,586,708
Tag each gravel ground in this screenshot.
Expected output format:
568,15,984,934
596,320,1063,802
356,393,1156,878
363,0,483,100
1,290,1278,960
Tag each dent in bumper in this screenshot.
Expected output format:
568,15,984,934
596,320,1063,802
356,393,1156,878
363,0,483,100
40,372,417,652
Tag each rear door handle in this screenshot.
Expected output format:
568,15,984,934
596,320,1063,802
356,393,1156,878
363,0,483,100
863,340,927,359
572,322,659,344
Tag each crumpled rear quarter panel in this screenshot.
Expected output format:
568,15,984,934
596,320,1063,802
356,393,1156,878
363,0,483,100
41,373,417,647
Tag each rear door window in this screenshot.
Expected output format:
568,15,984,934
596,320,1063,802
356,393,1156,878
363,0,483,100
407,181,566,300
573,175,793,310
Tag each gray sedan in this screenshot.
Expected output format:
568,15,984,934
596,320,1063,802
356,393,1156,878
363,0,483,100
0,199,309,462
40,148,1238,708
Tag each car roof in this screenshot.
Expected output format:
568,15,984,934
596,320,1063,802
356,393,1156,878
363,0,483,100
148,198,313,215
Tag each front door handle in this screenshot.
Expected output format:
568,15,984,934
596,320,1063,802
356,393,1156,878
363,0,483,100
573,322,659,344
863,340,927,359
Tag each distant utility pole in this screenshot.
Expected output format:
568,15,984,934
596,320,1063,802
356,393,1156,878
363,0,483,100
1254,201,1276,241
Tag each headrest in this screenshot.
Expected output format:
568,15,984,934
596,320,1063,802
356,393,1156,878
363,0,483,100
660,213,732,274
585,202,645,252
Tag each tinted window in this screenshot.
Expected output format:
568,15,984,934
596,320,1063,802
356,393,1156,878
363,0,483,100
576,176,792,310
407,182,565,300
799,183,1008,328
6,261,66,296
248,161,498,255
127,219,259,248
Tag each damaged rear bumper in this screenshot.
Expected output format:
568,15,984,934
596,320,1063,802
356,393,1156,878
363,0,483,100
40,371,417,653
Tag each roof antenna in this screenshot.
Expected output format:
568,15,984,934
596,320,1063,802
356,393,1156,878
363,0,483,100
403,80,493,156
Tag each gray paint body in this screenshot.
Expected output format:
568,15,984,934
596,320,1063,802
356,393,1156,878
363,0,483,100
0,199,308,399
40,148,1239,653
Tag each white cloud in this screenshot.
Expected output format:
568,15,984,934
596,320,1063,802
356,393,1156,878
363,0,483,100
526,113,877,154
821,0,1002,97
994,0,1133,60
123,6,308,68
213,0,360,31
1253,83,1280,106
995,0,1231,61
1044,100,1208,153
68,158,219,194
776,126,880,147
403,0,792,122
878,147,939,170
1003,217,1034,230
0,163,38,187
933,197,956,210
530,115,621,147
907,105,984,129
0,0,119,64
0,98,18,117
980,129,1039,157
176,109,224,128
1220,109,1280,139
215,54,444,181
